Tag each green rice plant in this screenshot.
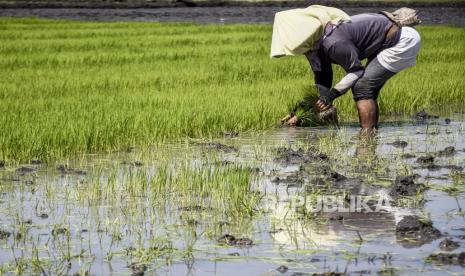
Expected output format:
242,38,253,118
0,18,464,162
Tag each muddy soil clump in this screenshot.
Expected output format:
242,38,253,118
396,215,441,247
388,140,408,148
416,155,435,164
218,234,253,247
271,169,306,186
15,166,35,174
178,205,213,212
121,160,143,166
275,147,327,164
222,131,239,137
427,252,465,266
56,164,86,175
439,238,460,251
438,146,456,157
413,110,439,121
198,142,238,153
390,175,425,197
402,153,416,159
276,265,288,273
52,227,69,236
39,213,49,219
129,262,147,276
0,230,11,239
325,170,347,182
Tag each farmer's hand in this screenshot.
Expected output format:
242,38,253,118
316,84,340,111
287,115,298,126
280,114,292,124
280,114,298,126
315,99,332,112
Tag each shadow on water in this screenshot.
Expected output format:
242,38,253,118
0,114,465,274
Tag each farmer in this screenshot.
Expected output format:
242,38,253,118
274,7,421,130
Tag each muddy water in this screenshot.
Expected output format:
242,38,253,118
1,6,465,25
0,115,465,275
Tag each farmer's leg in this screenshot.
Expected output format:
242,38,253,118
356,99,378,129
352,58,395,129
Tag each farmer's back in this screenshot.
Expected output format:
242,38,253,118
321,13,400,69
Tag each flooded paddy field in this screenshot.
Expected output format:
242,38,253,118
0,5,465,25
1,9,465,275
1,114,464,275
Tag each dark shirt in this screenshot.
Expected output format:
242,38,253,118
307,13,400,89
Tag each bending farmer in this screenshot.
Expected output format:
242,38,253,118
272,6,421,130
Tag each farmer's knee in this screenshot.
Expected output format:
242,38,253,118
352,79,376,101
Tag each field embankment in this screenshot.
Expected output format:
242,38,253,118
0,17,464,162
1,0,465,9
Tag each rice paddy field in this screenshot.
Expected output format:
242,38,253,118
1,15,465,276
0,18,464,162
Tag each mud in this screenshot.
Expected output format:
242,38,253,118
129,263,147,276
396,215,442,247
402,153,416,159
439,238,460,251
325,170,348,182
438,146,456,157
178,205,213,212
132,160,143,166
416,155,435,164
30,159,44,165
1,6,465,25
387,140,408,148
427,252,465,266
218,234,253,247
15,166,36,174
274,147,328,164
51,227,69,236
276,265,288,273
198,142,238,153
0,230,11,239
222,131,239,138
121,160,143,166
417,163,463,172
390,175,424,197
56,164,87,175
271,171,305,186
439,164,463,171
413,110,440,121
39,213,49,219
